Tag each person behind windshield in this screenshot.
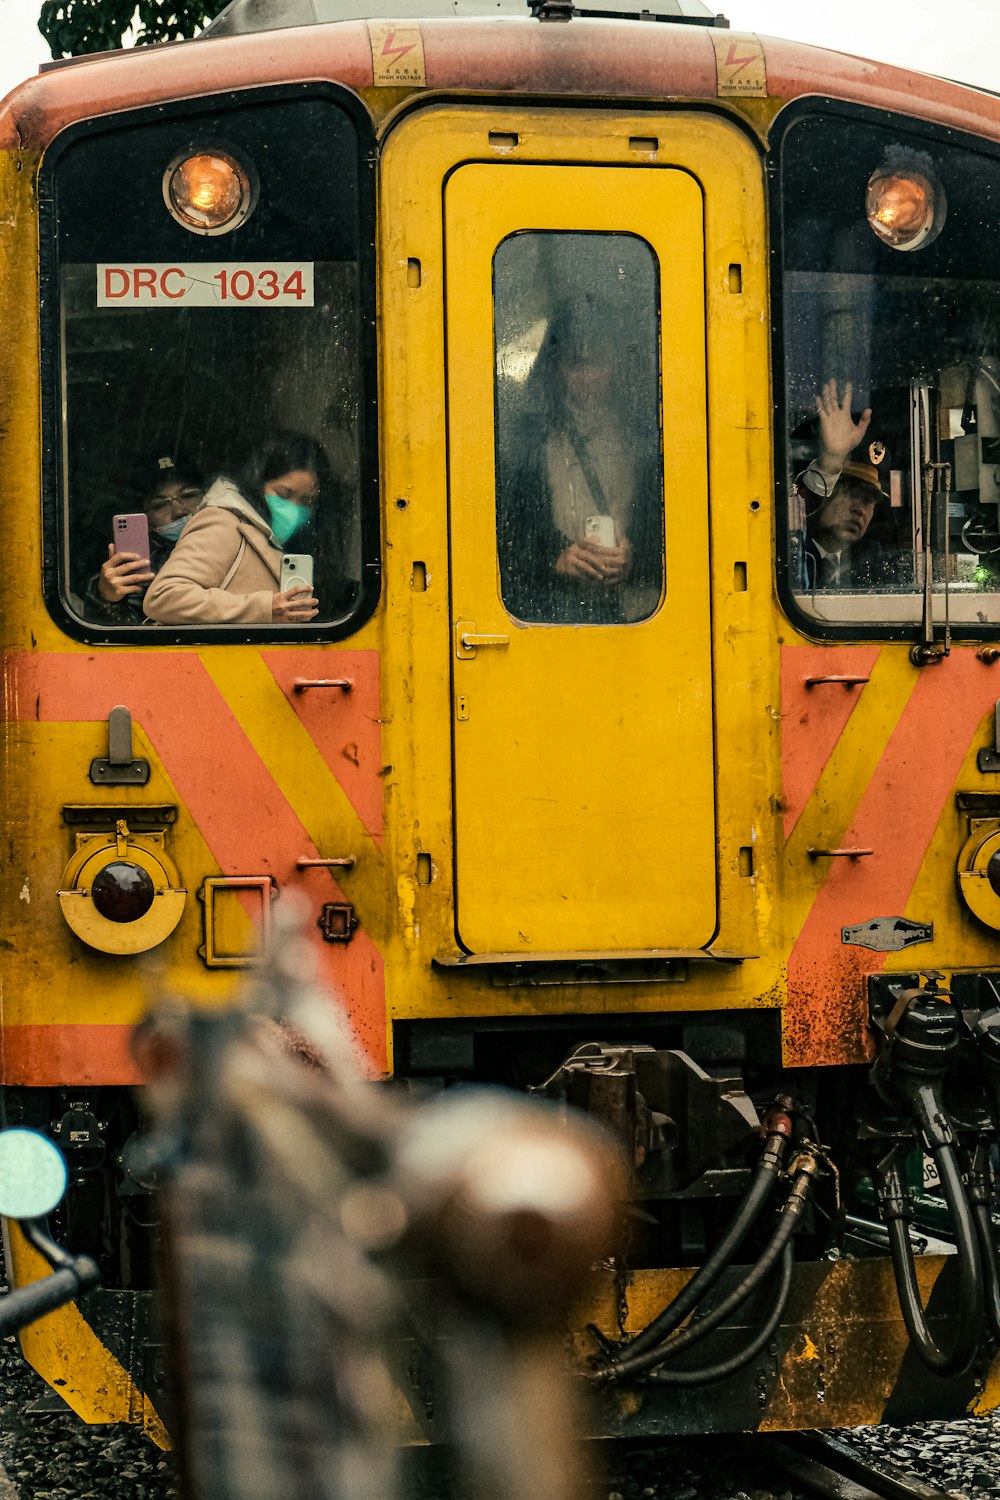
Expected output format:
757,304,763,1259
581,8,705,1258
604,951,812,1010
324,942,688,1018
143,432,332,626
85,453,204,623
497,300,661,624
796,379,889,589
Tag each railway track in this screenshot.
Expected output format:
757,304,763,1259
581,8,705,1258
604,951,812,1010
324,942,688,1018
603,1426,987,1500
0,1292,988,1500
745,1431,970,1500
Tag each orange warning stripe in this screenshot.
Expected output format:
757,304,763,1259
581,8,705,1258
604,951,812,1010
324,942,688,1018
786,652,1000,1066
3,649,388,1081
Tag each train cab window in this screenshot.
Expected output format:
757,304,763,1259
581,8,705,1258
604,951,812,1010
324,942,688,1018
43,92,377,639
493,232,664,625
779,111,1000,634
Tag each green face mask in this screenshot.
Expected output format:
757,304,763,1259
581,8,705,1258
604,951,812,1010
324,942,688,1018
265,492,309,547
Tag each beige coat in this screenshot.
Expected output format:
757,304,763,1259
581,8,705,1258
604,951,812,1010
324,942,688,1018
143,480,280,625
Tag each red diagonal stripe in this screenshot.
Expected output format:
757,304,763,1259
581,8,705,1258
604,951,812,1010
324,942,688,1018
4,652,386,1077
781,646,881,838
260,649,384,844
786,652,1000,1066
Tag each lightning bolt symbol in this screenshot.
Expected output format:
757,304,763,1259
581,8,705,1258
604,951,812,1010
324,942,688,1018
381,30,417,67
724,43,758,74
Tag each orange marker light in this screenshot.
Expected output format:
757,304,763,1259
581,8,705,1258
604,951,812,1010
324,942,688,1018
163,150,255,235
866,166,945,252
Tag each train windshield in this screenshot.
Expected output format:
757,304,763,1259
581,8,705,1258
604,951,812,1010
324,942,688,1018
780,112,1000,631
45,93,377,637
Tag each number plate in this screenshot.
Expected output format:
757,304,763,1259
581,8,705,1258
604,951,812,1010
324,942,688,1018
96,263,314,308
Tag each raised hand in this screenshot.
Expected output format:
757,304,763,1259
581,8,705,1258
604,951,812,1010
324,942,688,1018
814,379,872,467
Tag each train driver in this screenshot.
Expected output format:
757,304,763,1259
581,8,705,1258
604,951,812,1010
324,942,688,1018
795,379,890,589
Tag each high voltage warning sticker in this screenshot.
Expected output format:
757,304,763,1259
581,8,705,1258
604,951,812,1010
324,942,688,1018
711,32,767,98
368,22,426,87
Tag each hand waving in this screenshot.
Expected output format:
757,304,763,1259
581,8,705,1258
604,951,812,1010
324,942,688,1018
814,379,872,465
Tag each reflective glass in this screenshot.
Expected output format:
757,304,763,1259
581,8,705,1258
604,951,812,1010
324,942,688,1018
493,232,664,625
781,115,1000,629
60,262,362,629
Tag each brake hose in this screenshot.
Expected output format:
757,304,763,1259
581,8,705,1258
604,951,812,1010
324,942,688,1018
644,1242,794,1387
878,1095,983,1377
594,1151,816,1385
971,1199,1000,1343
615,1124,790,1361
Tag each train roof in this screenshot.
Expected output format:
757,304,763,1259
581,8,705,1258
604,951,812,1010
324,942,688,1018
3,11,1000,154
202,0,726,28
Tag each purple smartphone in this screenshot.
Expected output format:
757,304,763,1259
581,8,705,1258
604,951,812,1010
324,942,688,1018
112,512,150,560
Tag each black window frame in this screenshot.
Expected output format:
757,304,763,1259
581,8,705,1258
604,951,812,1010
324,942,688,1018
39,80,380,646
770,96,1000,643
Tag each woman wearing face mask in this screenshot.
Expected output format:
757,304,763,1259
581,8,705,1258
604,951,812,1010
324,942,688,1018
143,431,331,626
85,454,205,623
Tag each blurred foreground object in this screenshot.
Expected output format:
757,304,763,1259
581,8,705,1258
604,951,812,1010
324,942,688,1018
137,898,624,1500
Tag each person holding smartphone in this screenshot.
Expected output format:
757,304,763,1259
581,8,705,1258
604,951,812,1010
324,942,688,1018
143,432,332,626
496,298,662,625
85,454,205,624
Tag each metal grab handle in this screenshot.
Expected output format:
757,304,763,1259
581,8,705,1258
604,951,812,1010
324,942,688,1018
455,620,511,659
460,633,510,649
804,675,871,688
293,679,353,693
808,847,874,860
296,857,356,870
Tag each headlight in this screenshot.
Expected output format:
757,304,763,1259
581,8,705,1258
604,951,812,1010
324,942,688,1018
866,163,945,252
163,149,256,236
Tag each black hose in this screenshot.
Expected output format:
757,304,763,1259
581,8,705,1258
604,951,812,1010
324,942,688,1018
616,1130,788,1360
971,1199,1000,1343
594,1158,814,1384
645,1241,794,1387
880,1139,982,1377
0,1260,99,1337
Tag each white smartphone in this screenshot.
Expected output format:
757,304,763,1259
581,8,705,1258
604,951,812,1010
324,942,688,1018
584,514,616,548
112,512,150,559
280,553,314,593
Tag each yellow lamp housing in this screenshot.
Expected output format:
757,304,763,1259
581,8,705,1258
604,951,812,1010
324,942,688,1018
57,819,186,955
957,820,1000,931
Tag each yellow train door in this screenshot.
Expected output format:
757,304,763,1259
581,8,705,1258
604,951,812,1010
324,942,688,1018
446,163,715,954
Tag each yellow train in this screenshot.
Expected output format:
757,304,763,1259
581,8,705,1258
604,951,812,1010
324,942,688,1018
3,0,1000,1443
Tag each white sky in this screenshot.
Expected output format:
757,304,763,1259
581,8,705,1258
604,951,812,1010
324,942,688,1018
0,0,998,105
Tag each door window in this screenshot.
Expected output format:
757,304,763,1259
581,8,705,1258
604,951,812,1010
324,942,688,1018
493,232,664,625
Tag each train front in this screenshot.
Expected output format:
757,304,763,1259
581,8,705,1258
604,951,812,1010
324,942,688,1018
3,0,1000,1442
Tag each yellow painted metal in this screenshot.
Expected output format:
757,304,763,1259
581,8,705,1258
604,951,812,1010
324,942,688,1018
956,820,1000,930
6,1225,168,1445
57,828,186,955
200,876,273,966
778,651,917,951
579,1257,1000,1430
445,163,714,953
379,106,776,1012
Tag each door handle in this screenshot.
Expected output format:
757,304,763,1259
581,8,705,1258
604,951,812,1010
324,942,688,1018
455,620,510,659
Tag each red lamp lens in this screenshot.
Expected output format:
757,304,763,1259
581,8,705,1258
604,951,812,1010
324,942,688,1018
91,862,155,923
987,851,1000,897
